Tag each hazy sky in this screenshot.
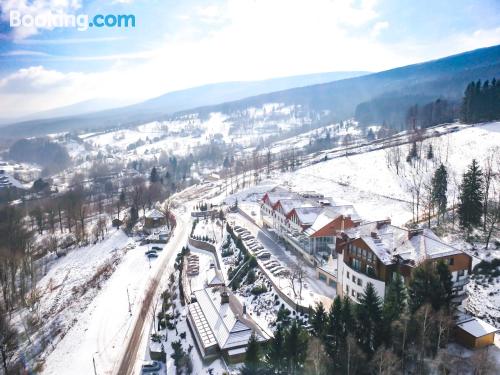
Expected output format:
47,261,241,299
0,0,499,118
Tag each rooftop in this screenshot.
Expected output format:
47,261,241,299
345,222,463,265
193,288,254,350
457,317,498,338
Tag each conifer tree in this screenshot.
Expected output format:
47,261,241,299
409,261,450,312
432,164,448,224
150,166,159,183
426,144,434,159
311,302,327,337
241,334,263,375
266,326,285,374
324,296,344,369
284,320,309,375
383,273,408,322
458,159,484,228
356,283,383,356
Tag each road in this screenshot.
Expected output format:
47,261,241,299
115,210,191,375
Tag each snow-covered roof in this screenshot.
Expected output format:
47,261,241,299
265,192,300,206
278,198,317,215
304,205,361,236
457,318,498,338
292,206,324,225
344,222,464,265
206,269,225,286
193,288,254,349
145,208,164,219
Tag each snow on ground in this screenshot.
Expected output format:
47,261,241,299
268,122,500,225
41,233,173,375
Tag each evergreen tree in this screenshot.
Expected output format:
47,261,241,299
311,302,326,337
409,261,449,312
324,296,345,371
382,273,407,346
284,320,308,375
426,144,434,159
458,159,484,228
436,260,453,312
150,166,160,183
356,283,383,356
383,273,407,322
266,326,285,374
241,334,263,375
366,128,375,141
341,296,355,334
432,164,448,223
461,77,500,123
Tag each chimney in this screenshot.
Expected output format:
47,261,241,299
376,218,391,229
221,288,229,304
371,231,378,239
408,228,423,240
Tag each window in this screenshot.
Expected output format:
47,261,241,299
346,285,349,293
346,271,350,279
351,289,356,297
458,269,465,277
352,275,356,283
352,258,361,271
357,278,363,287
448,258,454,266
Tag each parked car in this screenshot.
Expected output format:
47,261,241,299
257,252,271,260
151,246,162,251
147,252,159,258
145,250,157,255
141,360,161,374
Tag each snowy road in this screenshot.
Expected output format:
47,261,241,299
41,212,191,375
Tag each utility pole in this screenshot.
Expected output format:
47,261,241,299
127,288,132,316
93,356,97,375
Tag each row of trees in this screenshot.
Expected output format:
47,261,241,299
241,260,471,375
461,78,500,124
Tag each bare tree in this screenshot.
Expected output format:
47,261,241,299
288,258,306,301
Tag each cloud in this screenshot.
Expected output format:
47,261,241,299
15,36,126,45
371,21,389,38
0,66,82,93
0,0,82,40
0,50,50,57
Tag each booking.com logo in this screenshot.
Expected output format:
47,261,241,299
9,11,135,31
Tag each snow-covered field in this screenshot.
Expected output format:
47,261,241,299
40,230,173,374
271,122,500,225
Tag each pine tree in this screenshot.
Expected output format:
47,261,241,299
382,273,407,347
311,302,327,337
356,283,383,356
241,334,263,375
426,144,434,159
432,164,448,224
436,260,453,312
383,273,407,322
325,296,345,371
458,159,484,229
409,261,450,312
150,166,159,183
266,325,285,374
284,320,308,375
341,296,355,334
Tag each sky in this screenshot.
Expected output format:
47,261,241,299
0,0,499,118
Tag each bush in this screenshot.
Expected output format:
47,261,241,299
251,285,268,295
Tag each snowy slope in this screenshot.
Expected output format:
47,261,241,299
272,122,500,225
